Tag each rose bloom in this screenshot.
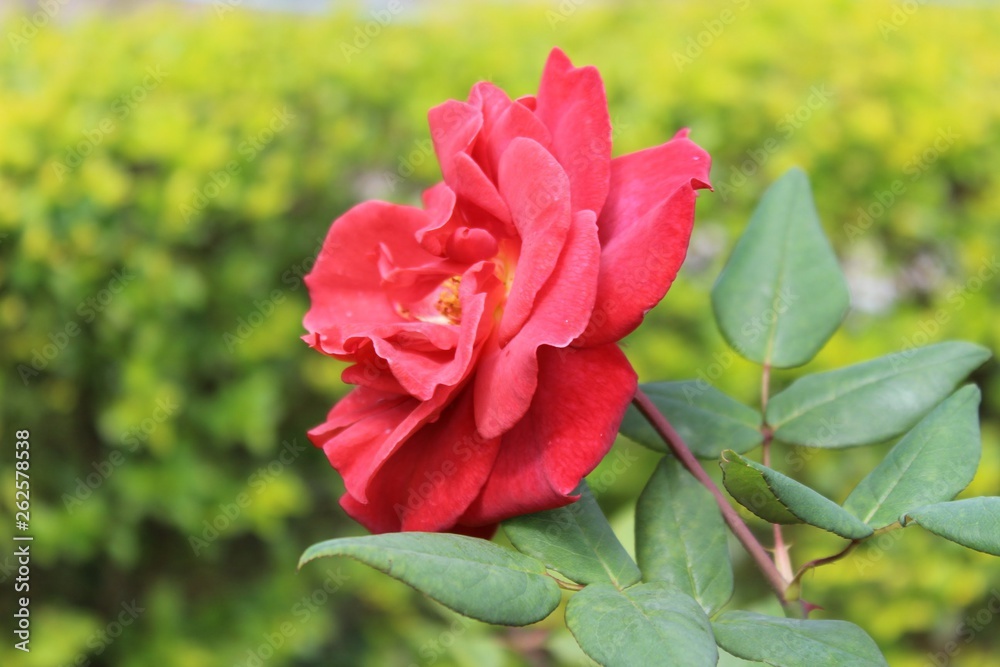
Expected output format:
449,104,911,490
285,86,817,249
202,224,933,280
303,48,710,536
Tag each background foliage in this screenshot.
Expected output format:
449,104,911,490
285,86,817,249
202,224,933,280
1,0,998,665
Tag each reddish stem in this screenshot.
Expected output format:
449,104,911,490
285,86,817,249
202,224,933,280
792,540,860,587
632,388,790,606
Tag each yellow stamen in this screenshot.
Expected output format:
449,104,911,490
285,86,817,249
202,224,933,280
435,276,462,324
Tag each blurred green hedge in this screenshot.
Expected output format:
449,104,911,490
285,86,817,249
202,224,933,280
1,1,998,666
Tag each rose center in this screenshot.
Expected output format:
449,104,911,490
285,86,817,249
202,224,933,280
395,275,463,325
434,276,462,324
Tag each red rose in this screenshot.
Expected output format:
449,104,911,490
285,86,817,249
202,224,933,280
303,48,711,536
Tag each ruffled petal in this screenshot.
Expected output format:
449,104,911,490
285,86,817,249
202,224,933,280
474,209,600,439
461,344,637,526
484,97,551,181
309,383,460,503
534,47,612,217
304,200,504,400
303,201,433,343
578,131,711,346
429,96,512,224
428,99,481,183
495,137,573,345
339,387,502,533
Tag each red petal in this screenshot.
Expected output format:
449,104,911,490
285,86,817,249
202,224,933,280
474,209,600,439
451,152,512,224
339,387,502,533
495,137,573,345
428,97,512,224
303,201,431,341
462,344,637,526
305,200,504,400
446,227,499,264
416,182,458,255
428,99,481,184
534,48,612,217
578,132,711,346
340,342,407,394
484,97,551,181
309,384,454,503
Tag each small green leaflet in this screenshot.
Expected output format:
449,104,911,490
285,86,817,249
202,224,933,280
711,167,850,369
901,497,1000,556
713,610,887,666
843,386,981,529
636,456,734,614
720,451,873,539
298,533,560,626
566,582,718,667
766,342,990,448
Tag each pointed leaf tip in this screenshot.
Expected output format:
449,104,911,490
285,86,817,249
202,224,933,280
712,167,849,368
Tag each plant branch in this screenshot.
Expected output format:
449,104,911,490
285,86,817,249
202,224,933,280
632,388,790,605
761,362,772,415
791,540,860,587
549,574,584,591
758,363,793,581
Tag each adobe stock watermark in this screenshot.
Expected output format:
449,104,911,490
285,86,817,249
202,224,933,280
222,234,324,353
673,0,751,72
853,475,956,575
716,85,833,202
926,589,1000,667
382,132,442,193
213,0,244,18
339,1,404,63
895,254,998,359
232,567,349,667
546,0,587,29
406,615,474,667
682,287,799,402
391,428,497,525
588,448,640,494
382,105,627,193
62,396,181,513
844,127,958,242
17,268,136,385
6,0,70,52
56,600,145,667
878,0,927,40
52,67,168,182
781,416,847,474
189,439,308,555
181,106,296,225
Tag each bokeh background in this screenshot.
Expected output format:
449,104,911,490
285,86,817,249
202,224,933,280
2,0,999,665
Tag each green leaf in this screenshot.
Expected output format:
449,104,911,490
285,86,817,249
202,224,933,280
636,456,733,614
766,342,991,448
620,381,763,458
843,385,981,529
503,482,641,588
719,649,769,666
298,533,560,626
566,582,718,667
720,451,873,539
711,167,850,368
901,497,1000,556
712,611,887,666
